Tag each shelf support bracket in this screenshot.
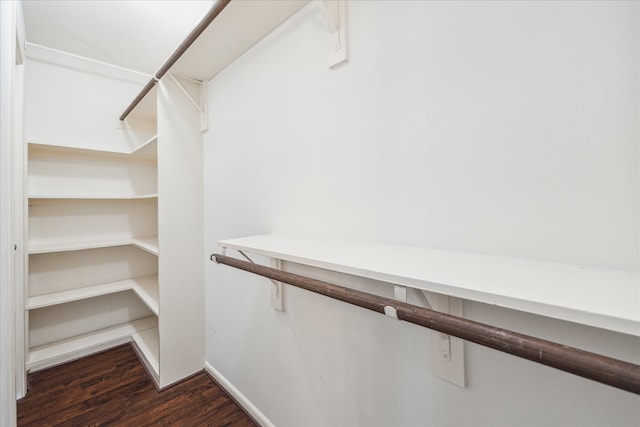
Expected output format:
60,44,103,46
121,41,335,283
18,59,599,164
269,258,285,311
237,250,284,311
319,0,348,68
393,285,407,303
168,73,208,132
422,291,466,387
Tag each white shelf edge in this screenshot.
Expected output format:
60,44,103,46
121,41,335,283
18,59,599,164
131,275,160,315
28,236,159,255
27,137,158,157
131,326,159,376
217,235,640,337
27,316,157,373
26,274,159,312
28,193,158,201
133,237,159,256
27,281,130,310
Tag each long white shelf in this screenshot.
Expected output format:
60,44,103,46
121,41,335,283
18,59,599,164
170,1,308,82
26,274,159,315
27,316,158,372
28,236,159,255
218,234,640,337
28,194,158,201
28,135,157,161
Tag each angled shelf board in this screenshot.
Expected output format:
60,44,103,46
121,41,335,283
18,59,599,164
134,237,159,256
131,275,160,315
27,236,159,256
26,280,131,310
218,235,640,337
27,316,158,372
28,135,158,161
26,274,159,315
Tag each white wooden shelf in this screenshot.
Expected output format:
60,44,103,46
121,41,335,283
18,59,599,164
134,236,159,256
131,275,159,315
132,326,159,377
28,194,158,201
26,274,159,315
28,135,157,162
27,316,157,372
218,235,640,337
169,0,308,81
28,236,159,255
27,280,130,310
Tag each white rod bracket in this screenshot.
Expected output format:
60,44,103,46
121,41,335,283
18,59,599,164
423,291,466,387
393,285,407,303
236,250,284,311
270,258,285,311
320,0,348,68
200,80,209,133
384,306,398,320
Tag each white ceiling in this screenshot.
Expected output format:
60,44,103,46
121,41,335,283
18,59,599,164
22,0,216,75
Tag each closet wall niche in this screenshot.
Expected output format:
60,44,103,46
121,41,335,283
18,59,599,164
22,0,309,391
23,44,162,382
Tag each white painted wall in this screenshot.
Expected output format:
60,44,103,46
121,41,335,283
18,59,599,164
203,1,639,426
24,44,152,151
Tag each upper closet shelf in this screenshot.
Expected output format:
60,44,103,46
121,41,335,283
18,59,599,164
218,235,640,337
121,0,308,120
170,0,308,82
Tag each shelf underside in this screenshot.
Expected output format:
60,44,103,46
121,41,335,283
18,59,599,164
218,235,640,337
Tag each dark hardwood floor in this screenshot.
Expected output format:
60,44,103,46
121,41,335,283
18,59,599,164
17,344,257,426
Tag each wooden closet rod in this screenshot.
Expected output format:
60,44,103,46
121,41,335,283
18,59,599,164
119,0,232,121
212,253,640,395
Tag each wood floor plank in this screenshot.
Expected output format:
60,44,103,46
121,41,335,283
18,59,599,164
17,344,257,427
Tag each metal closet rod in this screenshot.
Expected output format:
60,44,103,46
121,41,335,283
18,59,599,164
212,253,640,395
119,0,233,121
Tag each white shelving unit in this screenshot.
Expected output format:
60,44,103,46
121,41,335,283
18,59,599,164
25,138,160,374
218,234,640,337
23,0,312,390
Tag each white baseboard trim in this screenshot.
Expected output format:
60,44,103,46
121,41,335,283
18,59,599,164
203,362,275,427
